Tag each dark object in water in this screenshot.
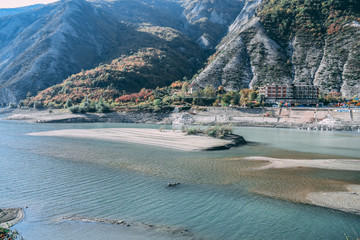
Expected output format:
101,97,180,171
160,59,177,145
167,182,180,187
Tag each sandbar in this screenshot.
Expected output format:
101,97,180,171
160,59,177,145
28,128,234,151
240,156,360,214
306,184,360,215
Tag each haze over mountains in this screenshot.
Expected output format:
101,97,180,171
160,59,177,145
0,0,359,106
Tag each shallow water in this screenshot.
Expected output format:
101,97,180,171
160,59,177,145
1,119,360,239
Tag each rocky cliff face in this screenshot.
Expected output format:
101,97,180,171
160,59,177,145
191,0,291,91
192,0,360,98
181,0,245,48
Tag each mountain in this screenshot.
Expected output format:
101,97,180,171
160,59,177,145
0,0,245,106
24,27,205,108
191,0,360,98
2,0,359,106
0,4,44,18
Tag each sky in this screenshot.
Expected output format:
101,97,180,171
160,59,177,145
0,0,58,9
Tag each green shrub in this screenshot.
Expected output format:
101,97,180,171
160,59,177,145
65,99,73,108
205,125,233,138
0,227,22,240
182,124,233,138
95,100,110,113
68,105,80,113
153,99,161,106
182,126,201,135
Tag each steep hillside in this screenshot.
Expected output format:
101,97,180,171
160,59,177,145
23,26,205,108
181,0,246,48
0,0,245,106
0,0,151,105
192,0,360,97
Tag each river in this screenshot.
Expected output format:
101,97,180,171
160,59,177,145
0,118,360,239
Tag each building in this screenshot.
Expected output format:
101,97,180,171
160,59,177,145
259,84,320,105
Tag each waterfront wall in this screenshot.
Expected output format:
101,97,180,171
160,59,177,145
179,107,360,130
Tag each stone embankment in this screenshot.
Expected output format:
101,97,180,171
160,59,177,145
172,107,360,131
2,107,360,131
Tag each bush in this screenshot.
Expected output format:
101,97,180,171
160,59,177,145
182,126,201,135
153,99,161,106
68,105,80,113
17,101,25,108
182,124,233,139
0,227,22,240
205,125,233,138
65,99,73,108
95,100,110,113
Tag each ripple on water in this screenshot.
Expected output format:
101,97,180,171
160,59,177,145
1,122,360,240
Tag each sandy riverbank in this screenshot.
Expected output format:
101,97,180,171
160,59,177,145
0,208,24,228
28,128,244,151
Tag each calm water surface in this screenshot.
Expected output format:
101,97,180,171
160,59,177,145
0,118,360,239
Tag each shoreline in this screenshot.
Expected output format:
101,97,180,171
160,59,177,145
28,128,246,151
2,107,360,131
0,208,24,228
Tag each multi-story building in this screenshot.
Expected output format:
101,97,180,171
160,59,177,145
259,84,320,105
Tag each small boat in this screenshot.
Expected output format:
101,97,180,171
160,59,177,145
167,182,181,187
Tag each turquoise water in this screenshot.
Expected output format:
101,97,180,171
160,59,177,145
1,119,360,239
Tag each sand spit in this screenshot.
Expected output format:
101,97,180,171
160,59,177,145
242,156,360,171
28,128,239,151
306,185,360,215
0,208,24,228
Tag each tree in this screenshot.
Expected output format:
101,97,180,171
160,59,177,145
203,85,216,98
181,82,189,93
221,93,232,106
249,91,258,101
